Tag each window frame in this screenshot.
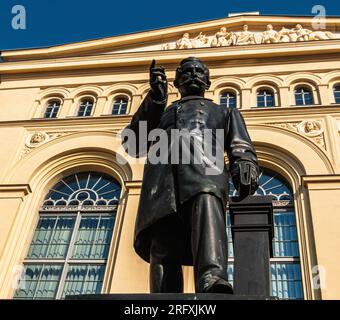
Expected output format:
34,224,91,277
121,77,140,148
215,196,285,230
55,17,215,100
15,172,121,300
44,99,62,119
220,91,238,109
76,97,96,117
111,95,129,115
333,84,340,104
293,85,316,106
256,88,276,107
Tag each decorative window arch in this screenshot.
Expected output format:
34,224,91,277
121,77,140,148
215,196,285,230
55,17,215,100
256,88,276,107
14,172,121,300
220,90,237,109
333,84,340,104
227,168,303,300
112,95,129,115
44,99,62,119
293,83,317,106
77,97,95,117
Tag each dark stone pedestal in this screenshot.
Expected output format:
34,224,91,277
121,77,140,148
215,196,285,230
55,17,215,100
229,195,274,297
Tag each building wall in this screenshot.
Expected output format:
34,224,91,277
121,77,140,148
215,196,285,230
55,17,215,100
0,32,340,299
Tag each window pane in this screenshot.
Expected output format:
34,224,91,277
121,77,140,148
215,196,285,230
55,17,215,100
334,86,340,103
112,98,128,115
226,214,234,257
220,93,237,109
271,263,303,299
61,264,105,298
71,215,115,259
273,210,299,257
27,216,76,259
304,92,314,105
14,264,63,300
44,101,60,119
295,88,314,106
77,100,93,117
257,90,274,107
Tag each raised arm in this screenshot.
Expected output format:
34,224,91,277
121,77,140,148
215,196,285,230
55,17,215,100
122,60,168,157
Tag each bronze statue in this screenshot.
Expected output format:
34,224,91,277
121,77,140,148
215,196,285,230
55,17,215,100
122,57,259,293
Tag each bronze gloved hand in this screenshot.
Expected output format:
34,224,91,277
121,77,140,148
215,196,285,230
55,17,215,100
231,161,259,197
149,59,168,102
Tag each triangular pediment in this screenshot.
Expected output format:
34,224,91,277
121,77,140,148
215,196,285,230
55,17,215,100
3,14,340,62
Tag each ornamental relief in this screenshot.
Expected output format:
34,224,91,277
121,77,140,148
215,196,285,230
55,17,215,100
162,24,336,50
266,120,326,150
21,129,120,158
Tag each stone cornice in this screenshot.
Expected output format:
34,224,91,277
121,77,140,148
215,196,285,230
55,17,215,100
302,175,340,190
0,115,132,128
2,39,340,74
0,105,340,128
0,184,32,199
125,181,142,195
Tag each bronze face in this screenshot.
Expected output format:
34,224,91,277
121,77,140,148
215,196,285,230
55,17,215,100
174,57,211,97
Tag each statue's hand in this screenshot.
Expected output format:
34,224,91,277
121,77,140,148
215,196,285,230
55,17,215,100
231,161,259,197
149,59,168,102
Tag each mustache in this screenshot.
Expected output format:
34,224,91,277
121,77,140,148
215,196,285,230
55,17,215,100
177,76,208,87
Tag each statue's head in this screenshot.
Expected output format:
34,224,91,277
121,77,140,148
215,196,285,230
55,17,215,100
267,24,273,30
174,57,211,97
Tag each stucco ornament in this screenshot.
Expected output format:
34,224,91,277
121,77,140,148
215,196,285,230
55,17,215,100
26,132,49,148
297,120,323,137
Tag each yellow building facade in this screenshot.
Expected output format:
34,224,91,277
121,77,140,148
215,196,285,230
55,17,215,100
0,14,340,300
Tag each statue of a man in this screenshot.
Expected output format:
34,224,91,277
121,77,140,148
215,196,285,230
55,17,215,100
122,57,259,293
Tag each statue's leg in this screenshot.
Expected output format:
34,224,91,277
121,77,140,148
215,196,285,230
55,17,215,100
149,219,184,293
187,193,233,293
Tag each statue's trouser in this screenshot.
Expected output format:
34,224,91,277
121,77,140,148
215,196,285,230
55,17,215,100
149,193,229,293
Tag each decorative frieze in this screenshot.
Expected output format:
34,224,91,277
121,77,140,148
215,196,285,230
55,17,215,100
162,24,336,50
266,120,326,150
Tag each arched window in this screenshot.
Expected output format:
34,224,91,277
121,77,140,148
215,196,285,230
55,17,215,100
227,168,303,300
112,97,128,115
333,85,340,104
44,100,61,119
220,91,237,109
295,87,314,106
77,98,94,117
14,172,121,300
257,89,275,107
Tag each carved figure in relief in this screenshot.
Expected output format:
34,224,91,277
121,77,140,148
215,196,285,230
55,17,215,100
211,27,235,47
235,25,257,45
191,32,210,48
176,33,193,49
297,120,323,136
262,24,280,43
30,132,45,144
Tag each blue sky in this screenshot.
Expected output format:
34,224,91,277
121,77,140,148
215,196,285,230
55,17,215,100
0,0,339,50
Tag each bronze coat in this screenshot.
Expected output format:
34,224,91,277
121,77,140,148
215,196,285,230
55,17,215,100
123,92,259,264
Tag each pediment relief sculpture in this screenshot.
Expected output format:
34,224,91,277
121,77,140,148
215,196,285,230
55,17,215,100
163,24,336,50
